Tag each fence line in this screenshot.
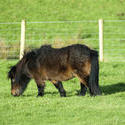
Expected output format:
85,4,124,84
27,20,98,24
2,32,125,36
99,19,104,62
0,28,20,31
26,27,98,30
0,22,20,25
0,19,125,62
25,38,99,42
1,19,124,24
20,20,25,59
104,20,125,22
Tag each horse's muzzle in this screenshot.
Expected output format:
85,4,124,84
11,89,21,96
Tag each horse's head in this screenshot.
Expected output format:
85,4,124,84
8,59,31,96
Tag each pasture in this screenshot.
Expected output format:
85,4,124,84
0,60,125,125
0,0,125,125
0,0,125,61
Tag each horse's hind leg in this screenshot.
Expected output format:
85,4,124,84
78,73,101,96
52,81,66,97
76,70,89,96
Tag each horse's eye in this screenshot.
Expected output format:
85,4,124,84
12,78,15,82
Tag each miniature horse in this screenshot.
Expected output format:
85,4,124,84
8,44,101,97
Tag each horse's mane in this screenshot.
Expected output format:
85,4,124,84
8,66,16,79
39,44,52,49
23,44,52,60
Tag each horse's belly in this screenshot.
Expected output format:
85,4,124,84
53,73,74,81
47,70,74,81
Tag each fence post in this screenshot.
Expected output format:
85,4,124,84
99,19,104,62
20,20,25,60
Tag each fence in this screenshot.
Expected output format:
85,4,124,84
0,19,125,62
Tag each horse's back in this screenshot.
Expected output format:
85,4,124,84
27,44,97,82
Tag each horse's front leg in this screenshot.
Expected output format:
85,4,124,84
35,79,45,97
79,83,87,96
52,81,66,97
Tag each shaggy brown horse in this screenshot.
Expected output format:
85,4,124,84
8,44,101,97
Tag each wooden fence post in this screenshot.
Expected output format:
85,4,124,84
99,19,104,62
20,20,25,60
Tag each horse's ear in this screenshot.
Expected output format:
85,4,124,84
24,51,27,56
8,66,16,79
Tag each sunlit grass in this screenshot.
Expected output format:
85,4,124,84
0,60,125,125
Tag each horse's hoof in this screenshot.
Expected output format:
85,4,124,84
78,93,86,96
37,93,44,97
60,93,66,97
90,90,102,96
60,94,66,97
77,90,86,96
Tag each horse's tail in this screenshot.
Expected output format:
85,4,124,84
88,50,102,96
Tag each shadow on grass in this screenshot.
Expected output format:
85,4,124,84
20,90,75,97
101,82,125,95
45,91,74,97
22,94,35,97
21,83,125,97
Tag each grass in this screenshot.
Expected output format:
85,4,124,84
0,60,125,125
0,0,125,124
0,0,125,60
0,0,125,22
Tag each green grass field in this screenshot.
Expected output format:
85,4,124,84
0,60,125,125
0,0,125,125
0,0,125,60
